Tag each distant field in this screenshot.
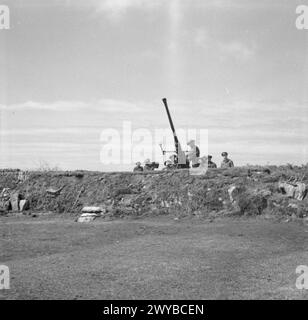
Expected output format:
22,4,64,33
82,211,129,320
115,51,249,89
1,215,307,300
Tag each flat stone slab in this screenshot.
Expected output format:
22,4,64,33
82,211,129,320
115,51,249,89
77,213,99,223
81,206,102,213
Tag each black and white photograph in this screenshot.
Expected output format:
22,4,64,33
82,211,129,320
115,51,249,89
0,0,307,311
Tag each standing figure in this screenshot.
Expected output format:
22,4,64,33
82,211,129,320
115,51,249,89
133,162,143,172
220,152,234,168
207,155,217,168
186,140,200,168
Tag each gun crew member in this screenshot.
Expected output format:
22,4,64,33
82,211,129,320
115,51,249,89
220,152,234,168
186,139,200,168
207,155,217,168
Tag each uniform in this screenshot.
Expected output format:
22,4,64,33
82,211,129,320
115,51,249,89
187,140,200,168
133,165,143,172
144,164,154,171
208,161,217,168
220,158,234,168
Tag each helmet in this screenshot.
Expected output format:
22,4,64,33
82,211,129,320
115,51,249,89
187,139,195,145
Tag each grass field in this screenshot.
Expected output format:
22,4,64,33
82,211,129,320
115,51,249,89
0,215,307,300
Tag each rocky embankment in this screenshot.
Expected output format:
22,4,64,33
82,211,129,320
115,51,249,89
0,166,308,220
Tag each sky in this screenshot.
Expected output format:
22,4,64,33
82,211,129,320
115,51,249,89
0,0,308,171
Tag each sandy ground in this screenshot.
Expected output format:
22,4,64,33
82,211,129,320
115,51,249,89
0,215,307,300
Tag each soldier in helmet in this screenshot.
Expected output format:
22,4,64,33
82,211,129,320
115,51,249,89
163,160,174,170
143,159,153,171
220,152,234,168
207,155,217,168
133,161,143,172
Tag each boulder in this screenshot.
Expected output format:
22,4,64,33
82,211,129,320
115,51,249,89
0,188,11,212
294,183,307,201
278,182,307,201
0,200,11,212
228,185,240,203
19,199,29,212
46,186,65,197
10,192,21,211
286,201,308,218
0,188,11,201
120,195,135,207
236,188,271,216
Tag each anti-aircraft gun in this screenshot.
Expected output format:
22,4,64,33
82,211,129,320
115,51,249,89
160,98,190,169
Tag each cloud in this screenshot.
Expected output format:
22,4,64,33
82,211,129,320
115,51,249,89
96,99,142,113
193,28,255,61
0,100,87,111
87,0,285,16
192,0,291,10
218,41,255,61
90,0,163,18
0,99,143,113
0,128,100,136
1,97,307,169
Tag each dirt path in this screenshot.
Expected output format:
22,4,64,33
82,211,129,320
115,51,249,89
0,216,307,300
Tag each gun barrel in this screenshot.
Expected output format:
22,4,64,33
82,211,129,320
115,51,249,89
162,98,177,138
162,98,188,166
